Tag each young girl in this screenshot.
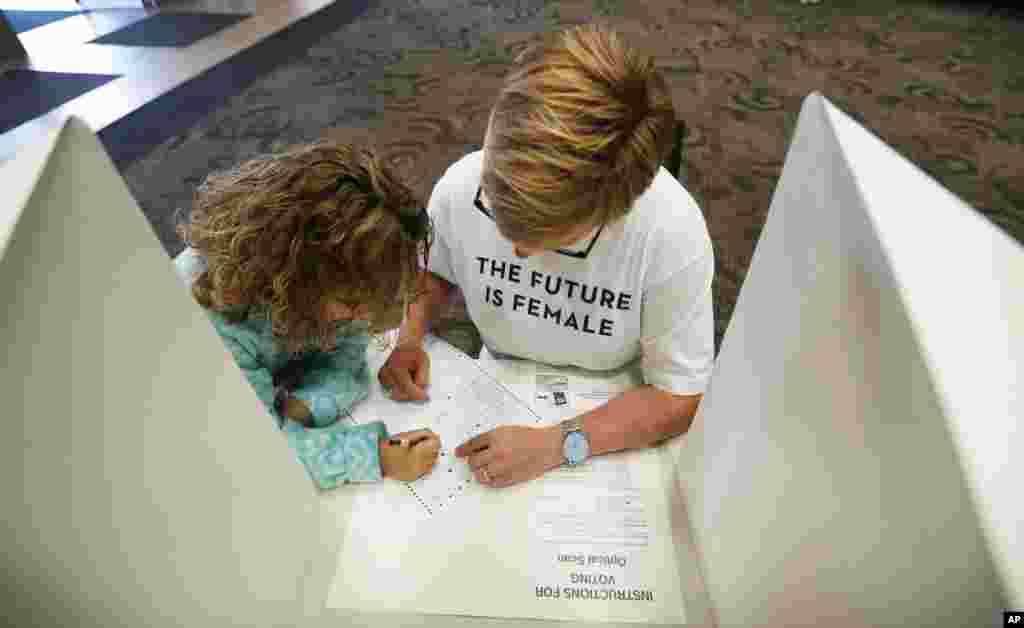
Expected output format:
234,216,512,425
173,140,441,489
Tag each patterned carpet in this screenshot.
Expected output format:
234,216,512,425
123,0,1024,359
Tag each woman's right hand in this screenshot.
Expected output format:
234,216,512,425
380,429,441,482
379,344,431,401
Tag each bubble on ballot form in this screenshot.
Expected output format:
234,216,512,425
352,335,547,518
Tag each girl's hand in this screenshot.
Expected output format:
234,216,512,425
380,429,441,481
282,396,314,426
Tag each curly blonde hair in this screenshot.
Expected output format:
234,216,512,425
176,141,432,354
483,23,677,246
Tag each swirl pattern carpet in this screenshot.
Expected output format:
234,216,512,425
123,0,1024,358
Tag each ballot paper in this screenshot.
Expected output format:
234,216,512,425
349,335,545,518
329,337,694,624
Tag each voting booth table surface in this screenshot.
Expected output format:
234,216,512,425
321,335,712,626
1,92,1020,628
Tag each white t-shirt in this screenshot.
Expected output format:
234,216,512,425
427,151,715,396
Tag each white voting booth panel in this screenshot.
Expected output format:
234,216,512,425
0,117,337,627
675,92,1022,627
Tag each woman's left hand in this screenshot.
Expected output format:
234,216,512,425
455,425,563,489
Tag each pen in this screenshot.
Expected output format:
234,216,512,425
388,436,432,447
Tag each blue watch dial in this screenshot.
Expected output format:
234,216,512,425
563,431,590,465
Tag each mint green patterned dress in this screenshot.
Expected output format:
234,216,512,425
174,247,389,489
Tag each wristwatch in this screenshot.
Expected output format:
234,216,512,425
559,417,591,466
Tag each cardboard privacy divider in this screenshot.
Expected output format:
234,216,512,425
673,91,1022,626
0,117,334,627
1,88,1019,627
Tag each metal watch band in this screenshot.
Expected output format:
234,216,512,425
561,417,584,436
559,417,589,466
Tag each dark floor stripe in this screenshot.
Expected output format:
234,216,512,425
2,10,81,35
100,0,375,170
0,70,120,136
88,13,250,48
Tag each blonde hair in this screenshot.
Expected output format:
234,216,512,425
482,23,676,246
176,141,432,354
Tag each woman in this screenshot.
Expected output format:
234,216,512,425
380,23,715,488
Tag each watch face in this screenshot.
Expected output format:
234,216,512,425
563,431,590,465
